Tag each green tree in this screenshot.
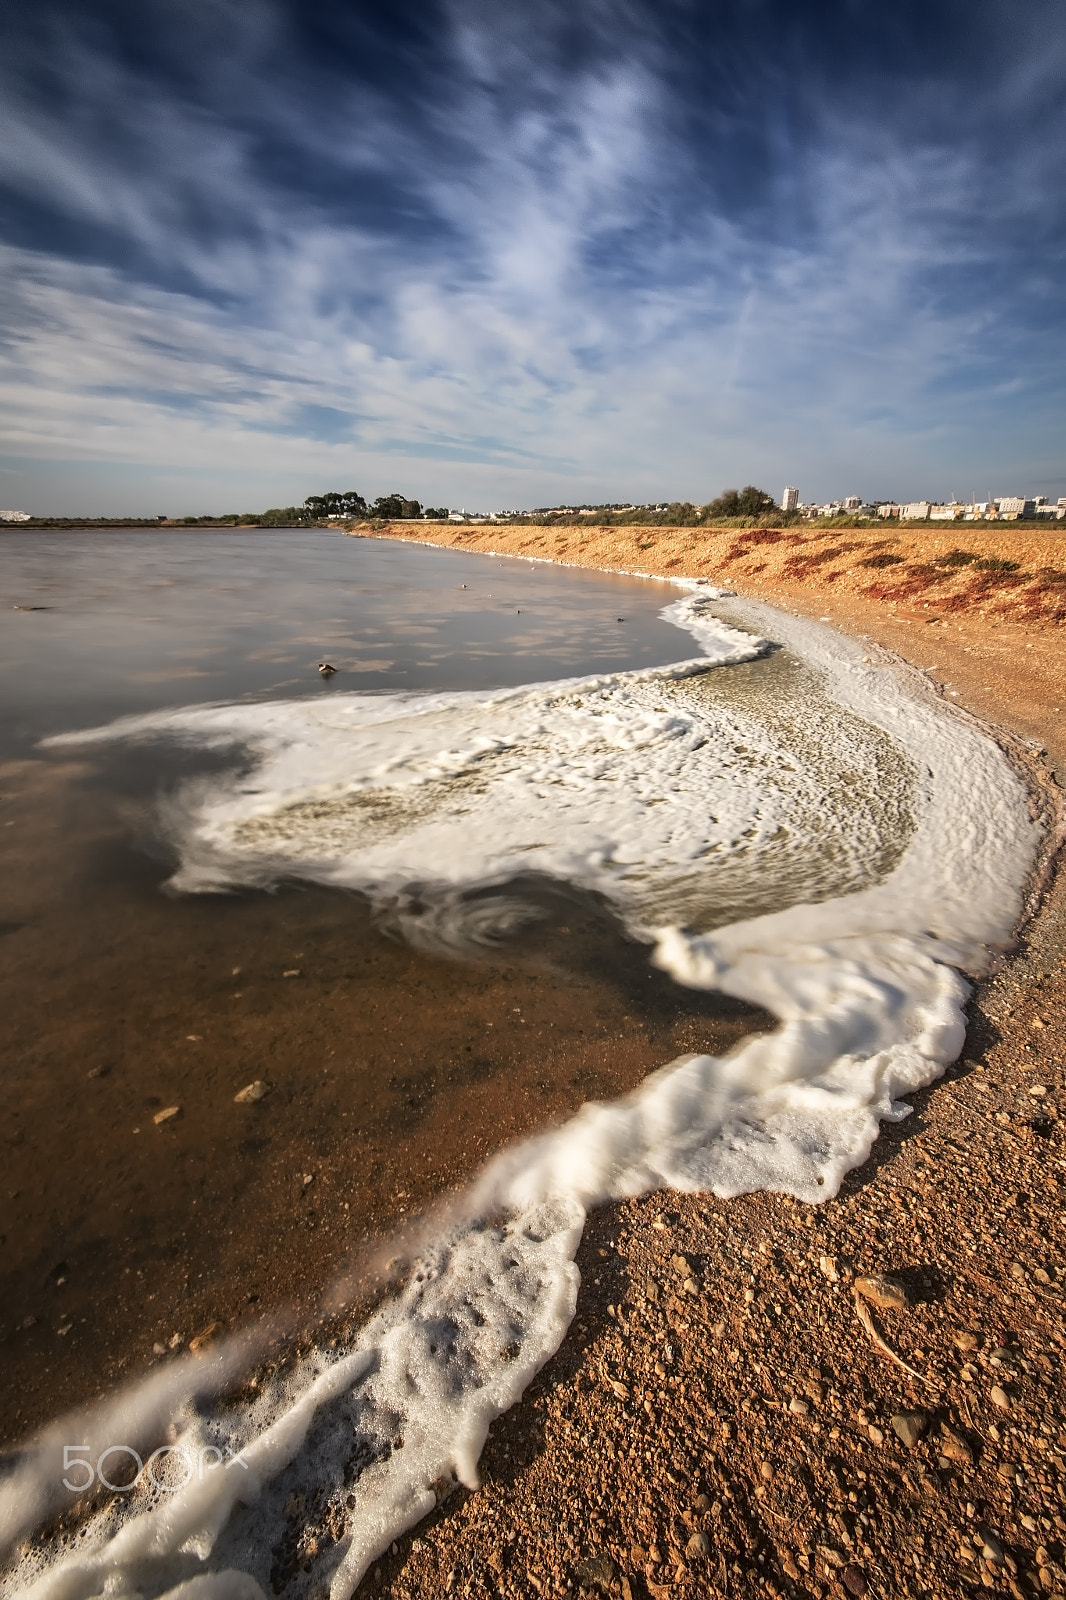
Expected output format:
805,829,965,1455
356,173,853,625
258,505,313,526
304,490,367,519
701,485,776,521
370,494,422,519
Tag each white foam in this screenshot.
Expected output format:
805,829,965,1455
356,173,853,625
44,592,914,935
6,584,1041,1600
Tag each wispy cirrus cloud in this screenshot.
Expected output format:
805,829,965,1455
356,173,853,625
0,0,1064,512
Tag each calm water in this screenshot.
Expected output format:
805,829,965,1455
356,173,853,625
0,529,691,757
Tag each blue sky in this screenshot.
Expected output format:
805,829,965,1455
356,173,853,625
1,0,1064,514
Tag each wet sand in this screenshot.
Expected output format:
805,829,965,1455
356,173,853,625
342,520,1066,1600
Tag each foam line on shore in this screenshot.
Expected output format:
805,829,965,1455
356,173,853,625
4,582,1041,1600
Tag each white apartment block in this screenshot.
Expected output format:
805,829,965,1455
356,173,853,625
781,485,800,512
0,509,31,522
789,491,1062,522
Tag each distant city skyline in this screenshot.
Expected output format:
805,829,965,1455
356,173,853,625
1,0,1064,516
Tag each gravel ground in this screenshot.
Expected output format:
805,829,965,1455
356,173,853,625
357,878,1066,1600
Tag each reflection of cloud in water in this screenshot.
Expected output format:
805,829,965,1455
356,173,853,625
129,667,214,682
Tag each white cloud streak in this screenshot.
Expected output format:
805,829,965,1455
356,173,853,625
0,0,1064,512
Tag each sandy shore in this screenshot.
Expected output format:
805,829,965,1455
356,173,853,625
344,521,1066,1600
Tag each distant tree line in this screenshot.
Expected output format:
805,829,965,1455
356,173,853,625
525,487,777,524
509,486,781,527
13,485,789,530
253,486,779,528
253,490,448,525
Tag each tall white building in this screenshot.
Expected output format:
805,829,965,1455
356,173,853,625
781,485,799,512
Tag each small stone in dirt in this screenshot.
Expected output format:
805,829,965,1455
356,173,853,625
954,1330,978,1352
573,1553,615,1590
842,1564,868,1596
990,1385,1011,1411
818,1255,839,1282
282,969,301,978
789,1396,810,1416
694,1493,713,1513
685,1532,710,1559
867,1424,884,1445
891,1410,929,1447
854,1273,908,1310
1029,1084,1048,1096
977,1528,1004,1564
939,1423,973,1464
234,1080,270,1103
670,1254,693,1275
760,1461,774,1480
153,1106,181,1126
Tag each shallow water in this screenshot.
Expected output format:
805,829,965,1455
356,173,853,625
0,529,691,759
